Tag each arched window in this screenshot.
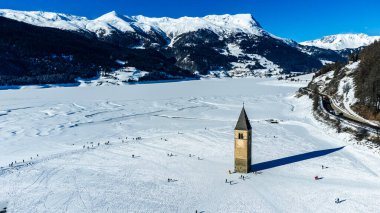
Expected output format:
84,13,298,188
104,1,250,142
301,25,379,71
238,133,244,139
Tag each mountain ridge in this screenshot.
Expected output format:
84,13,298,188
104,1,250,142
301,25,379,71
0,9,366,86
0,9,266,40
301,33,380,50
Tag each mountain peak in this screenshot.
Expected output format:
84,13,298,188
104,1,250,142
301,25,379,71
131,13,264,38
97,11,118,19
0,9,88,31
301,33,380,50
96,11,132,22
0,9,266,39
204,13,262,29
91,11,136,34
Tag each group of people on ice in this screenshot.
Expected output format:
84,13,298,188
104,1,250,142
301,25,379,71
6,154,39,168
315,165,343,204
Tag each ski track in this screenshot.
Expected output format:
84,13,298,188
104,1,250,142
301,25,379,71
0,78,380,212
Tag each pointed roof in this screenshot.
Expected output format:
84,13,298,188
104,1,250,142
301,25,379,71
235,107,252,130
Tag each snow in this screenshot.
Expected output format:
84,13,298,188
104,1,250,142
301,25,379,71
203,14,262,35
1,78,380,212
338,77,356,108
90,11,136,34
0,68,150,90
223,43,282,76
301,33,380,50
321,60,334,65
249,54,282,74
0,201,6,212
115,59,128,66
0,9,138,36
296,73,315,81
336,62,360,108
0,9,265,41
0,9,89,31
76,68,148,86
134,13,263,40
345,61,360,73
227,43,243,56
313,70,335,87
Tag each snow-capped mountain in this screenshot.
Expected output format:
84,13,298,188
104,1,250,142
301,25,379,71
0,9,352,85
0,9,89,31
0,9,264,41
133,14,264,41
301,33,380,50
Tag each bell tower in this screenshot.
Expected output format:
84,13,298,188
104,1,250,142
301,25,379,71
234,106,252,173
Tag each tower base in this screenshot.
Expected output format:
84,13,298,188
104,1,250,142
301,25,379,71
235,158,251,173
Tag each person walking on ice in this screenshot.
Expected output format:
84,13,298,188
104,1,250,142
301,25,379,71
335,198,340,204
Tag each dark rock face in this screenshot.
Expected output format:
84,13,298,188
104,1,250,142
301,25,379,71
169,30,236,74
98,29,168,49
167,31,330,74
296,44,363,64
297,45,345,63
238,34,323,73
336,47,364,58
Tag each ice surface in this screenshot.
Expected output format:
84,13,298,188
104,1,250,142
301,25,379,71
1,78,380,212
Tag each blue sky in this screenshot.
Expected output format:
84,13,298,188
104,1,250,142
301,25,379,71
0,0,379,41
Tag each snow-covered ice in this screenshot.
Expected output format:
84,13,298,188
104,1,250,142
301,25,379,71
1,78,380,212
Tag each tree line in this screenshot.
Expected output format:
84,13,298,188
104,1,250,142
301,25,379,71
354,40,380,120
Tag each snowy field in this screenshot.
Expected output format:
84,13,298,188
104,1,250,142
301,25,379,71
1,78,380,212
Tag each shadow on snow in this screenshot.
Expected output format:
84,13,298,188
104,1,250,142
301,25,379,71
252,146,345,172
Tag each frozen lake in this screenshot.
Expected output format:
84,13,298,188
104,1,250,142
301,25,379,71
1,78,380,212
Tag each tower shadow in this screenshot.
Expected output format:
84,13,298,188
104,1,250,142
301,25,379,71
251,146,345,172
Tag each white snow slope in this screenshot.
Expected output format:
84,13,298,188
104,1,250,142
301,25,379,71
301,33,380,50
1,78,380,212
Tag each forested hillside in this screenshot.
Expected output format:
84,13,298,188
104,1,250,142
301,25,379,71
309,40,380,121
0,17,190,85
354,41,380,119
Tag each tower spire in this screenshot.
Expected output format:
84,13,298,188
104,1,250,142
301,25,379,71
234,107,252,130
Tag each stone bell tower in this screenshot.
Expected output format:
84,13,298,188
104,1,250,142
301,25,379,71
234,106,252,173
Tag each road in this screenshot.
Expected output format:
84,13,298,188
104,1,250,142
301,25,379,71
301,87,380,135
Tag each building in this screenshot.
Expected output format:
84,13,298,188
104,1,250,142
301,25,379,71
234,106,252,173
